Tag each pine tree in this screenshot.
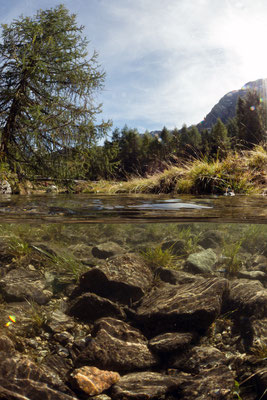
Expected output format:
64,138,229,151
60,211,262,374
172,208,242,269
210,118,230,159
0,5,110,176
236,90,266,148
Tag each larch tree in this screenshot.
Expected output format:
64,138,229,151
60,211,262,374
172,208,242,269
0,4,111,176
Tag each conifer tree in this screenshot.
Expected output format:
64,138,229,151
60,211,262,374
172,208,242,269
0,4,110,176
236,90,266,148
210,118,230,159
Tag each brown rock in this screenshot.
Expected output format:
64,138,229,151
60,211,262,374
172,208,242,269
255,368,267,400
149,332,194,353
155,267,204,285
0,268,52,305
68,292,126,322
72,366,120,396
136,278,229,335
227,279,267,318
91,242,124,259
78,253,153,305
0,336,15,353
171,346,235,400
75,318,158,371
0,353,77,399
111,371,186,400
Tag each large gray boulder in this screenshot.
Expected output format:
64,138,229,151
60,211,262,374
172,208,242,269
75,317,158,371
136,278,229,335
77,253,153,305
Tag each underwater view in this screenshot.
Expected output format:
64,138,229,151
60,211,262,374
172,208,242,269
0,194,266,400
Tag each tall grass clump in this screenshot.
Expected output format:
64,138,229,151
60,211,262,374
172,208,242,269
141,245,177,270
221,239,244,277
247,145,267,170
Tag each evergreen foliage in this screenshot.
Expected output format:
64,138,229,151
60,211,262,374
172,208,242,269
236,90,266,148
0,4,111,177
209,118,230,159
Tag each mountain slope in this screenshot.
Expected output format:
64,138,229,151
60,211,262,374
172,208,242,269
197,78,267,130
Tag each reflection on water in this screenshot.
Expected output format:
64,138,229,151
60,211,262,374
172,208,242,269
0,194,266,223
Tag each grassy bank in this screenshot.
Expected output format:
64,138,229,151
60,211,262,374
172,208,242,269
77,146,267,195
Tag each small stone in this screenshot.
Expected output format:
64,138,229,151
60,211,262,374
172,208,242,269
185,248,217,274
0,180,12,194
72,366,120,396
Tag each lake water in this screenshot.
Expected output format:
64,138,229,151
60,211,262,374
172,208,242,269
0,193,266,289
0,194,266,399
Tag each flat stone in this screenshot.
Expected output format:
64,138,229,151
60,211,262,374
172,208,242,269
111,371,185,400
75,318,158,371
185,248,217,274
91,242,124,259
155,267,204,285
78,253,153,305
136,278,229,335
46,310,75,333
68,292,126,322
149,332,194,353
0,268,52,305
238,270,266,281
71,366,120,396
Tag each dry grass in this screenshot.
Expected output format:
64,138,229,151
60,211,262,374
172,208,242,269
79,147,267,195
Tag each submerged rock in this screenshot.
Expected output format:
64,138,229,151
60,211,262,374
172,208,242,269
255,368,267,400
184,248,217,274
68,292,126,322
198,230,224,249
111,371,185,400
149,332,194,353
75,317,158,371
0,268,52,305
0,353,77,400
227,279,267,319
161,239,187,255
46,310,75,333
71,366,120,396
0,180,12,194
136,278,229,335
155,267,204,285
91,242,124,259
170,346,234,400
77,253,153,305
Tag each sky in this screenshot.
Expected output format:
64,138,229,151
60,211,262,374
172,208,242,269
2,0,267,134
